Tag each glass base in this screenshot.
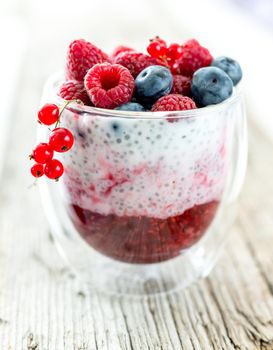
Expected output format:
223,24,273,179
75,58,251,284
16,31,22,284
39,180,236,296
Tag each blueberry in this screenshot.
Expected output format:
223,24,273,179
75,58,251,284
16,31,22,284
211,56,242,85
135,65,173,106
115,102,145,111
191,67,233,106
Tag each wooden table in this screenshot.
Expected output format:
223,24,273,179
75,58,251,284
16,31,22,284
1,3,273,349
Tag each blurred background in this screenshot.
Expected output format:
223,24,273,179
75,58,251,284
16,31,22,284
0,0,273,177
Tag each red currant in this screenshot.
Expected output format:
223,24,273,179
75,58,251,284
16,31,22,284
49,128,74,152
167,43,183,61
152,36,167,46
31,143,54,164
170,61,180,74
31,163,44,178
44,159,64,180
147,40,167,58
38,103,59,125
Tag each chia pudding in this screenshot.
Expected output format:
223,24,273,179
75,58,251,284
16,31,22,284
58,107,228,263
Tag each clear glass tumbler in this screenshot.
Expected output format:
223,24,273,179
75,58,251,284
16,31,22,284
39,73,247,295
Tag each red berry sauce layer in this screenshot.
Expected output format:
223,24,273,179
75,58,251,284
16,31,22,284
69,201,219,263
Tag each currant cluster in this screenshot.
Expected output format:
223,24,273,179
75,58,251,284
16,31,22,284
30,103,74,181
147,36,183,73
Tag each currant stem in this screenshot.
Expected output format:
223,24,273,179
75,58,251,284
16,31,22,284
28,179,38,189
55,99,82,128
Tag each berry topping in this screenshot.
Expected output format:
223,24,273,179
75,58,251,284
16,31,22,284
167,43,183,61
58,80,90,105
135,65,173,106
66,39,108,81
169,61,180,74
150,36,167,47
191,67,233,106
49,128,74,152
31,163,44,178
44,159,64,180
147,37,167,59
171,74,191,96
38,103,59,125
146,37,185,70
84,63,134,109
115,102,145,112
151,94,196,111
111,46,134,58
31,143,54,164
30,101,76,181
114,52,163,78
211,56,242,85
175,39,213,76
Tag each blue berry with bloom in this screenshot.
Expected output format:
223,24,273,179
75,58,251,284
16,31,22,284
211,56,242,85
115,102,145,111
135,65,173,107
191,67,233,106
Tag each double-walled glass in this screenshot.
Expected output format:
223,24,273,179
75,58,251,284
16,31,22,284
39,74,247,295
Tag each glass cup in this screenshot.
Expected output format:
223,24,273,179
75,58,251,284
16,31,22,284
38,73,247,295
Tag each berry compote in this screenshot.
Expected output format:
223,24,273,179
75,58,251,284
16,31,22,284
68,201,219,263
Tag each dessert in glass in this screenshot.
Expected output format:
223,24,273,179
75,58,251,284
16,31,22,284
32,38,247,295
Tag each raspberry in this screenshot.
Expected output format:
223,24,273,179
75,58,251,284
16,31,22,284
151,94,196,112
58,80,91,105
171,75,191,96
175,39,213,76
84,63,135,109
66,39,108,81
111,46,134,58
114,52,164,78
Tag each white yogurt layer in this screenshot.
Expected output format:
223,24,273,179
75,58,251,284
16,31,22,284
59,108,229,219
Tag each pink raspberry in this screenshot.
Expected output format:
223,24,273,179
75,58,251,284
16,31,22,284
58,80,91,105
151,94,196,112
84,63,135,109
66,39,108,81
174,39,213,76
114,52,164,78
111,46,134,58
171,75,191,96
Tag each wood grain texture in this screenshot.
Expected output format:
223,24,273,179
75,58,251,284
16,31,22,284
1,1,273,348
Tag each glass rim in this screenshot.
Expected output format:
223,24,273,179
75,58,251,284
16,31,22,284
45,71,243,120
